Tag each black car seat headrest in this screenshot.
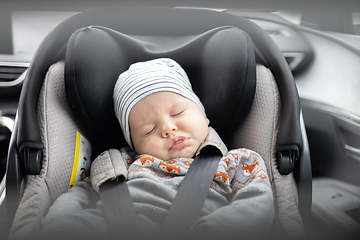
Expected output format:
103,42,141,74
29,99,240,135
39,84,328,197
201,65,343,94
65,26,256,158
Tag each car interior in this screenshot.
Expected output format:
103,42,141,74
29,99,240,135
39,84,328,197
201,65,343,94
1,1,360,239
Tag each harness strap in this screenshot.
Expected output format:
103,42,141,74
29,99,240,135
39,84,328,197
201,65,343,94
161,146,222,234
99,176,138,237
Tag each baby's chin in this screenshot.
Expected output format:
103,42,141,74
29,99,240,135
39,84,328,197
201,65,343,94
157,149,197,161
170,151,198,160
135,144,199,160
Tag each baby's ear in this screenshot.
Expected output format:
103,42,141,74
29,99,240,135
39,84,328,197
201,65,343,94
206,118,210,126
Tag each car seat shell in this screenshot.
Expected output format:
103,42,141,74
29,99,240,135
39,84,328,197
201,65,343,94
5,6,311,240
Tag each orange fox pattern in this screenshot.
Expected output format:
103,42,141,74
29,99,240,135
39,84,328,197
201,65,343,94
211,149,267,194
134,156,155,167
126,148,268,195
159,161,181,174
214,171,230,185
242,160,259,176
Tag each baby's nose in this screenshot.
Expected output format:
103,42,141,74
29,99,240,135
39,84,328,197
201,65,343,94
162,123,178,137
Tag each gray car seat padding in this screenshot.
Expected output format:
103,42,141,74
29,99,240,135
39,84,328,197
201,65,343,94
9,62,303,239
9,61,89,239
231,65,304,236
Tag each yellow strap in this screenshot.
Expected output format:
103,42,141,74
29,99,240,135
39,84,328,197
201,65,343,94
68,131,81,190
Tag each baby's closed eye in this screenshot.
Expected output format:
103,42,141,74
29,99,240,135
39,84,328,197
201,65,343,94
145,126,156,135
171,109,185,117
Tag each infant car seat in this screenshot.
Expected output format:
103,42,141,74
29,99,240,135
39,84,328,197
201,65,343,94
4,6,311,240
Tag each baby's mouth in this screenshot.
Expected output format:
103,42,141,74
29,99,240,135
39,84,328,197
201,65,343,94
169,136,190,151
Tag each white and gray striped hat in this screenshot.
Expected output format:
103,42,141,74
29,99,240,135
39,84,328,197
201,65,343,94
113,58,206,149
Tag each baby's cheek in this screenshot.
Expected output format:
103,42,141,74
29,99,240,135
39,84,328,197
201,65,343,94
142,141,164,156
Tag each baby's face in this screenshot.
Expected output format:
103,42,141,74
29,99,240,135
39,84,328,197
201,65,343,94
129,91,209,160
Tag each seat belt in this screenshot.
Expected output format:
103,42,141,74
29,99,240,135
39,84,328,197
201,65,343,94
99,176,138,237
161,146,222,234
99,146,222,236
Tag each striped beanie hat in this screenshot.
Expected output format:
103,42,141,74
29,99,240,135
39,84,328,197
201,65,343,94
113,58,206,149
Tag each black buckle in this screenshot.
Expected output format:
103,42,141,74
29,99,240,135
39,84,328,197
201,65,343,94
21,147,43,175
276,145,300,175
